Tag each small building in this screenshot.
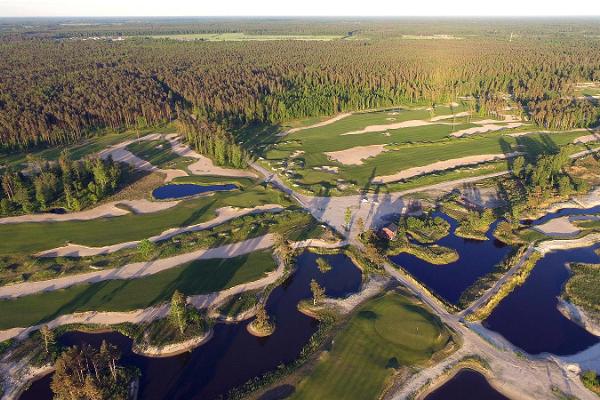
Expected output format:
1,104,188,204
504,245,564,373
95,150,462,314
379,223,398,240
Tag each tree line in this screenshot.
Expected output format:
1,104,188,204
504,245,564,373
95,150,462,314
0,35,599,152
0,151,124,216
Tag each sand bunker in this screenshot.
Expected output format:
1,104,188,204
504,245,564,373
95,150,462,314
0,199,179,225
325,145,387,165
430,111,470,121
451,123,523,137
371,152,522,184
573,132,600,144
533,216,581,237
340,120,436,136
279,113,352,136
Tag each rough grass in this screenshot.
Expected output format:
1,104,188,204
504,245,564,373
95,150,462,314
0,180,291,255
0,251,275,330
564,263,600,313
291,291,452,400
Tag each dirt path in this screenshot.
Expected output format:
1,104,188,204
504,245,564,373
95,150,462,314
0,199,180,225
0,235,276,300
371,152,522,184
278,113,352,136
35,204,284,257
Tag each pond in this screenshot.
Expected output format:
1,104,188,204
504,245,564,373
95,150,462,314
20,251,362,400
389,212,511,305
483,243,600,355
152,183,237,200
424,368,510,400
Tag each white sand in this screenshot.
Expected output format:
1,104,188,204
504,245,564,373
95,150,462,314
430,111,470,121
533,216,581,237
371,152,522,184
279,113,352,136
451,122,523,137
0,199,179,225
573,132,600,144
36,204,284,257
325,144,387,165
340,119,435,135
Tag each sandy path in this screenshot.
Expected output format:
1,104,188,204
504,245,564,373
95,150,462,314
325,144,387,165
36,204,284,257
0,235,275,300
573,132,600,144
164,134,257,178
0,199,179,225
450,122,523,137
371,152,522,184
279,113,352,136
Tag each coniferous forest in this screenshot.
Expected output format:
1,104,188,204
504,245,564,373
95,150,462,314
0,19,599,153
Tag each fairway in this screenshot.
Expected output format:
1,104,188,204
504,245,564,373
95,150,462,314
0,180,290,255
0,251,275,329
260,104,589,192
291,291,452,400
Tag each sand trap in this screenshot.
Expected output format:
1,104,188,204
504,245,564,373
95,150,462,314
279,113,352,136
0,199,179,225
451,123,523,137
164,134,257,178
371,152,522,184
573,132,600,144
533,216,581,237
340,120,436,136
325,145,387,165
430,111,470,121
313,165,339,173
36,204,284,257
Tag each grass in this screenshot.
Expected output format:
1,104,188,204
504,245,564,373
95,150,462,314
254,104,589,192
126,139,195,170
564,263,600,314
0,251,276,330
0,209,328,285
0,180,291,255
291,291,452,400
0,125,175,169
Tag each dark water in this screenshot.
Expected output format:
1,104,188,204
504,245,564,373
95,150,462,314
526,205,600,225
389,212,511,305
484,244,600,355
152,183,237,200
424,369,510,400
19,252,361,400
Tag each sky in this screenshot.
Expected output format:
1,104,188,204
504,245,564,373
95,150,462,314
1,0,600,17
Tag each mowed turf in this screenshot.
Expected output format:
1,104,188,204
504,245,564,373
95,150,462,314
0,181,290,255
291,292,451,400
0,251,275,329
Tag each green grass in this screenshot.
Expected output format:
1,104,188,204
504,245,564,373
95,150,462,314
0,125,175,169
255,104,588,191
0,251,275,330
564,263,600,314
126,139,194,170
291,291,451,400
149,33,342,41
0,180,291,255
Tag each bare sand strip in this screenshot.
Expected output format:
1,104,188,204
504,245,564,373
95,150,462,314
0,235,276,300
164,134,257,178
533,216,581,237
371,152,522,184
573,132,600,144
429,111,470,121
450,122,523,137
0,199,179,225
535,232,600,255
325,144,387,165
339,119,437,136
279,113,352,136
36,204,284,257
